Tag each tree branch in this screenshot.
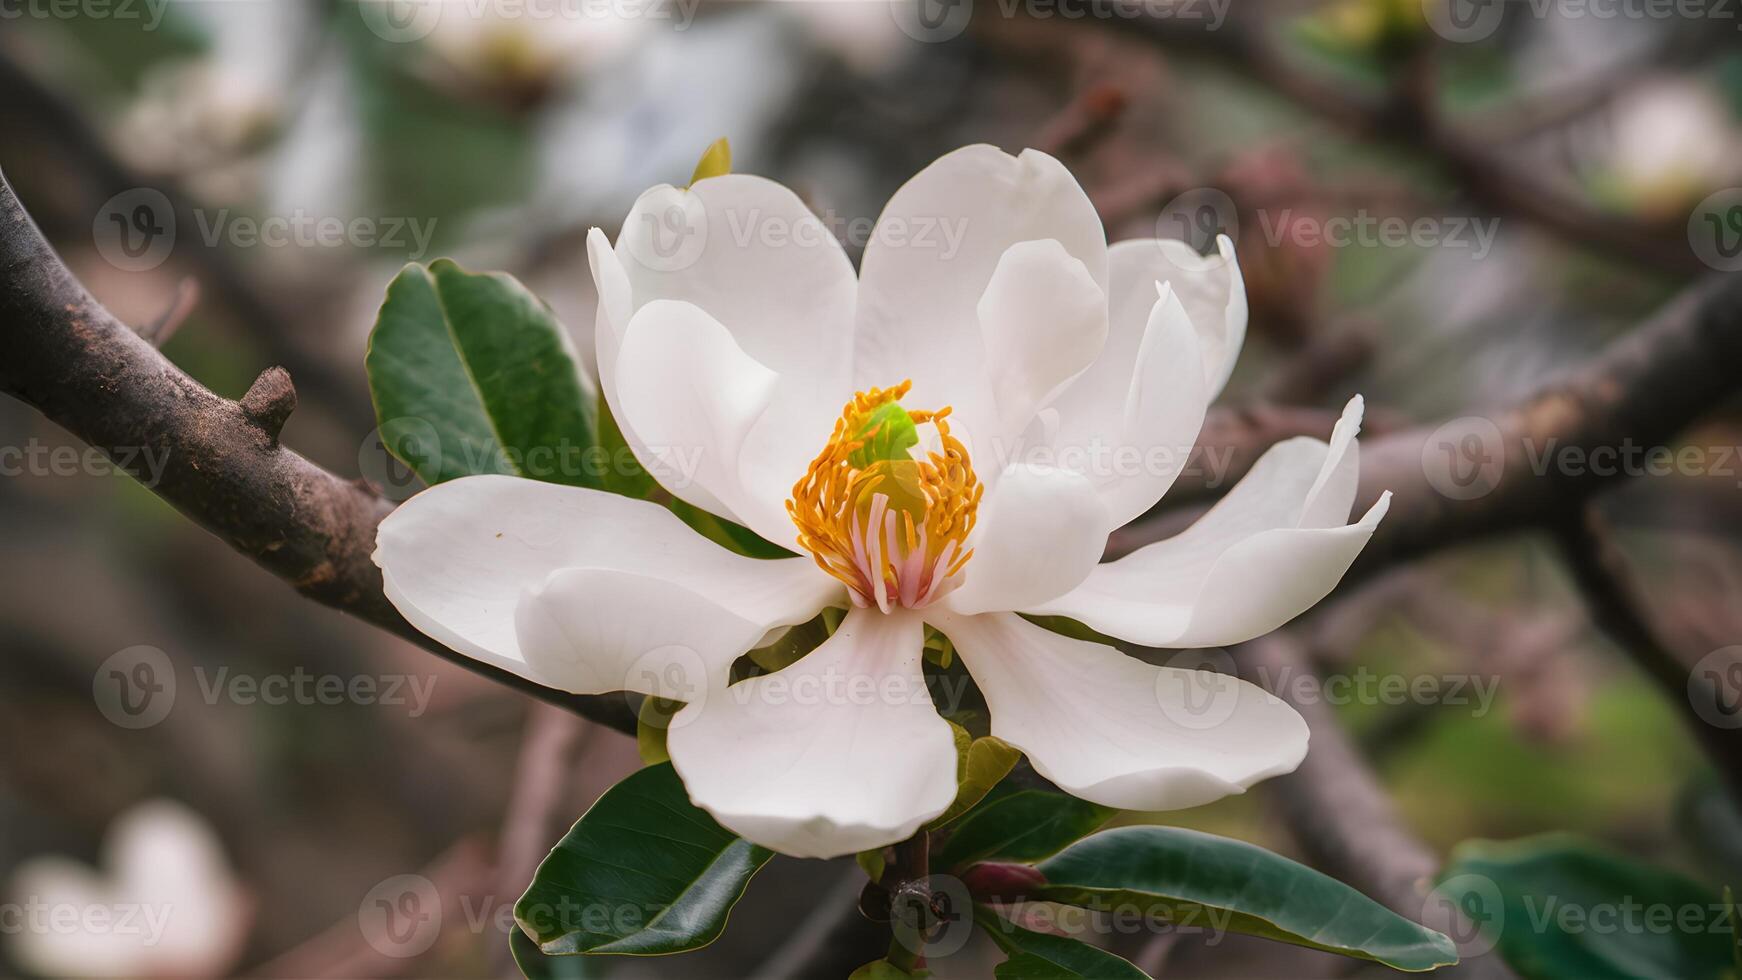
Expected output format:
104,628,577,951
1553,504,1742,801
0,169,636,734
1123,13,1701,276
1349,273,1742,579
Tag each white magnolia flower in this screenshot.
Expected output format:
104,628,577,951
375,145,1390,859
7,800,249,979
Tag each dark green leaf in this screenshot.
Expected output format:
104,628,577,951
931,788,1113,871
1438,834,1732,980
510,925,595,979
1037,826,1458,972
515,763,772,956
974,907,1149,979
365,260,596,487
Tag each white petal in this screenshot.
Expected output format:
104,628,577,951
1091,236,1246,400
1029,396,1387,647
612,176,855,383
976,239,1108,435
945,464,1111,616
8,859,139,978
599,174,860,528
612,299,795,546
590,229,735,521
374,475,836,684
855,145,1107,452
941,612,1308,810
666,609,958,859
109,801,247,978
514,569,767,697
9,801,247,980
1098,284,1209,527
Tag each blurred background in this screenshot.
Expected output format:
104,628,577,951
1,0,1741,977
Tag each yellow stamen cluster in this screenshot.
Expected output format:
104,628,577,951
788,381,983,611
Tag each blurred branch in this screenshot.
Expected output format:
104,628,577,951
1122,15,1702,275
0,170,638,735
1244,631,1517,979
1350,273,1742,578
0,47,371,419
1554,505,1742,801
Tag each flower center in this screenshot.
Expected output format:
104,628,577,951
788,381,982,611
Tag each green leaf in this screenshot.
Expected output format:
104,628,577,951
931,788,1113,871
365,260,597,488
1438,834,1733,980
515,763,773,956
594,392,656,498
635,696,681,766
848,959,929,980
857,847,887,885
689,137,732,185
974,907,1149,979
926,725,1020,830
1036,826,1458,973
747,615,831,674
510,925,595,979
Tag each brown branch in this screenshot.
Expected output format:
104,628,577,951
1243,631,1518,979
1350,273,1742,579
0,169,637,735
1553,505,1742,801
1123,15,1702,276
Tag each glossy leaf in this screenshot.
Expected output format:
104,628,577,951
1438,834,1732,980
510,926,594,979
515,763,772,956
926,725,1020,830
366,260,596,488
974,907,1149,979
931,787,1113,871
1036,826,1458,972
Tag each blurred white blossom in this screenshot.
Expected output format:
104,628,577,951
7,799,249,980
